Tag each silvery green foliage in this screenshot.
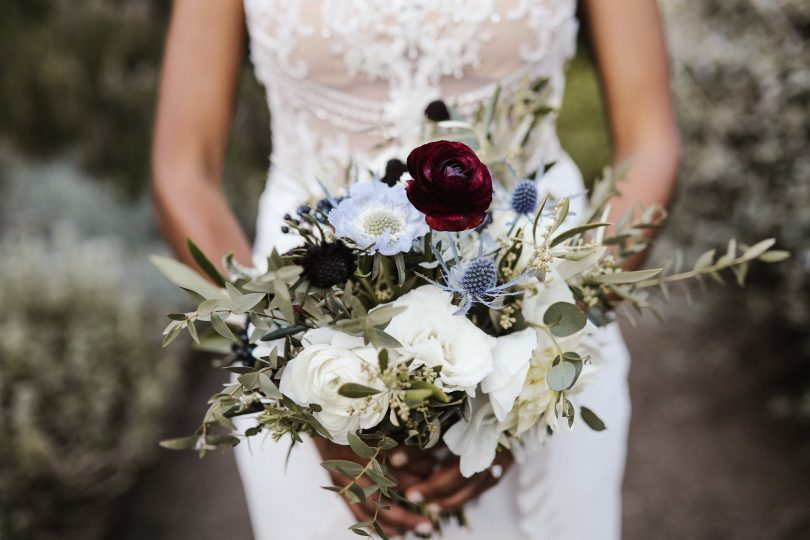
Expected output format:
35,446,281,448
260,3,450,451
662,0,810,326
0,227,180,540
0,156,183,540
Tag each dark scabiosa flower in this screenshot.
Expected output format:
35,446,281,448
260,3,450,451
405,140,493,232
298,240,357,288
380,158,408,187
511,180,539,215
424,100,451,122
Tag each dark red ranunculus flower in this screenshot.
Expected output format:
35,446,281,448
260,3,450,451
405,140,493,231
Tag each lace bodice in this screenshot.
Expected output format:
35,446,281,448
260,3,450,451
244,0,578,184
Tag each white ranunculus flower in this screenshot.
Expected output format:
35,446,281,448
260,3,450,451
481,328,538,422
384,286,496,393
279,327,389,444
443,397,503,477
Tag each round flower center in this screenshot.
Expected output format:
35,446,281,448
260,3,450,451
511,180,539,215
361,210,404,238
460,257,498,296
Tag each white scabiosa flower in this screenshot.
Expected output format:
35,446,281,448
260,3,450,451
328,181,428,256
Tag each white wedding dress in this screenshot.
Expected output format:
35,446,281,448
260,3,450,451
235,1,631,538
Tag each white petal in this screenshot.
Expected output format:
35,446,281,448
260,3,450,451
444,399,501,477
482,328,537,421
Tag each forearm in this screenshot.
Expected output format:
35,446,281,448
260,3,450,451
154,168,253,271
610,136,680,269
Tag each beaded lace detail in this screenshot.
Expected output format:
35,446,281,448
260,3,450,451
243,0,578,185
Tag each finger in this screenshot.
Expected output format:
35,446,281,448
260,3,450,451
375,500,434,536
435,475,495,510
405,460,466,503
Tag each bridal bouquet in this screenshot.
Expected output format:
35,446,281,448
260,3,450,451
154,81,787,537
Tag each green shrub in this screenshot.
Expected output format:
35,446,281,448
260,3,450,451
0,226,182,540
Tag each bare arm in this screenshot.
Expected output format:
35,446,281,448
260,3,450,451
584,0,681,269
152,0,252,270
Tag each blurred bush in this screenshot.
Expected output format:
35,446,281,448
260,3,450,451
0,153,186,540
0,0,270,235
661,0,810,420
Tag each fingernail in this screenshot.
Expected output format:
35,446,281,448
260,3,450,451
427,503,441,515
406,489,423,503
390,451,408,467
415,522,433,535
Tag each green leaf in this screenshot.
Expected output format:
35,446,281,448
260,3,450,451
550,222,611,247
261,325,307,341
348,432,377,459
346,482,367,504
321,459,365,477
404,388,433,405
591,268,663,284
338,383,382,398
210,313,237,341
187,238,226,287
378,349,389,372
258,372,282,399
159,435,199,450
581,406,606,431
232,293,265,315
692,249,716,272
408,380,450,402
759,250,790,263
547,361,577,391
742,238,775,260
366,327,402,349
238,372,260,390
150,255,225,300
542,302,587,337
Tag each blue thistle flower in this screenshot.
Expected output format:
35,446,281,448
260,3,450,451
511,180,538,215
421,234,534,315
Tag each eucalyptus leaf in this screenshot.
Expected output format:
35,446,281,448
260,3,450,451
348,432,377,459
261,325,307,341
549,222,611,247
150,255,225,300
591,268,663,284
547,361,577,391
321,459,365,477
210,313,237,341
581,406,606,431
542,302,587,337
187,238,227,287
366,327,402,349
338,383,382,398
159,435,200,450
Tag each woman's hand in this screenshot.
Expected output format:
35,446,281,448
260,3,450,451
314,438,436,537
403,450,514,512
314,438,513,537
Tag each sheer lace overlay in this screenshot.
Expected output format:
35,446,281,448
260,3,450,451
244,0,578,180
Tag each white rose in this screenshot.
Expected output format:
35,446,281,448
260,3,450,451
279,327,388,444
384,286,496,393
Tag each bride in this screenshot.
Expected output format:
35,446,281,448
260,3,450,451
152,1,679,538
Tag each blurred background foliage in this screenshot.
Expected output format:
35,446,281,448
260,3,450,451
0,0,807,539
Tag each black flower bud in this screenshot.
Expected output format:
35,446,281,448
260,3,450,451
380,158,408,187
424,100,451,122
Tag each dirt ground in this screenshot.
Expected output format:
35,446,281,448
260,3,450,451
109,321,810,540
